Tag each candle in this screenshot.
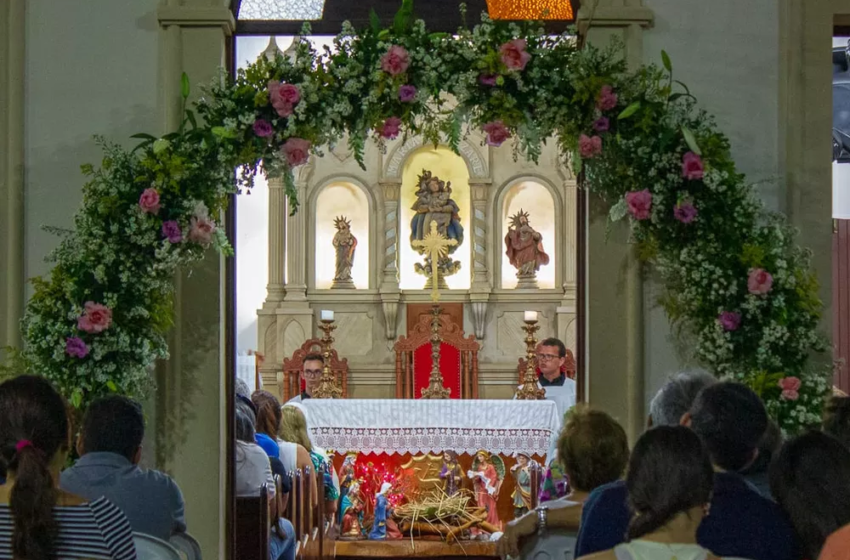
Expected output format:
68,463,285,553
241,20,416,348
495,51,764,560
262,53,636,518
524,311,538,322
321,310,334,322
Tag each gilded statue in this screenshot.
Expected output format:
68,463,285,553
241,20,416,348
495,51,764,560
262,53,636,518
332,216,357,289
505,209,549,288
410,170,464,288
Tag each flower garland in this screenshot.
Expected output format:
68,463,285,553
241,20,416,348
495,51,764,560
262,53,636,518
17,8,829,432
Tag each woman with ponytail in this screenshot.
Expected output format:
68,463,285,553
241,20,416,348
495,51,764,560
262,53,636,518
578,426,729,560
0,375,136,560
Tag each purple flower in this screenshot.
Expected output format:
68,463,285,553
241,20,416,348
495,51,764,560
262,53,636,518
674,201,698,224
253,119,273,138
593,117,610,132
479,74,498,87
65,337,89,358
162,221,182,243
718,311,741,332
398,85,417,103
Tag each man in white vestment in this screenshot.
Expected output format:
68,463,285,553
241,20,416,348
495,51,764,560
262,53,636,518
286,352,323,404
515,337,576,419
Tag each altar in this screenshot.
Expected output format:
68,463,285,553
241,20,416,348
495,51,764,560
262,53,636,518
302,399,562,458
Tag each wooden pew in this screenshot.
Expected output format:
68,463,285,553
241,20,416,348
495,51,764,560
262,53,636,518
235,483,270,560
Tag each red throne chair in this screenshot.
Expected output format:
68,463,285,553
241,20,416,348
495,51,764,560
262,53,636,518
281,339,349,402
393,313,480,399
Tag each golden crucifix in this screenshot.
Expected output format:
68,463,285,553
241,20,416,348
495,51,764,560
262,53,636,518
411,220,458,302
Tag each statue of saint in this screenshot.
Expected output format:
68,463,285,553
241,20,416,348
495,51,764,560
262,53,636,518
409,170,464,287
505,209,549,288
332,216,357,289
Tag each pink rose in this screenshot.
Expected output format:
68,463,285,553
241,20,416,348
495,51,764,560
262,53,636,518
479,74,498,86
379,117,402,140
253,119,273,138
597,85,618,111
139,188,161,215
189,215,216,246
398,85,417,103
500,39,531,71
674,201,698,224
381,45,410,76
281,137,311,167
268,81,300,118
278,84,301,105
682,151,705,180
718,311,741,332
747,268,773,295
77,302,113,334
483,121,510,147
578,134,603,159
779,376,801,401
162,220,182,243
593,117,610,133
65,336,89,358
626,189,653,221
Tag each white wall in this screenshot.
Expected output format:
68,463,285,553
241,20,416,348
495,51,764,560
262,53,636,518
24,0,160,284
640,0,781,404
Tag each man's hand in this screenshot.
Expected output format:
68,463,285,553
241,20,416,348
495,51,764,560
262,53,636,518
496,510,538,559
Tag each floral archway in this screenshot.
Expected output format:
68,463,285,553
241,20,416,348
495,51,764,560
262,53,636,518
16,7,828,432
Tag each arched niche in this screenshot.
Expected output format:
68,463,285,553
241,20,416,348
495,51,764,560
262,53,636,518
311,179,371,289
399,146,472,290
496,178,562,290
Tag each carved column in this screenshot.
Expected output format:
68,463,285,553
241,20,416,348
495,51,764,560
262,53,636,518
284,183,308,302
266,177,286,303
379,181,401,340
468,179,491,340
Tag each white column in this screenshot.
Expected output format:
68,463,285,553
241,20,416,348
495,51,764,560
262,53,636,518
284,183,308,301
266,177,286,302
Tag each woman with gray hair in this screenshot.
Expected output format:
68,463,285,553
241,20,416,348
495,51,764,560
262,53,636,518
648,369,717,427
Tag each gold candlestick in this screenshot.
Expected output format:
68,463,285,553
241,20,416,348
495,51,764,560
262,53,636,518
313,318,343,399
515,316,545,400
420,304,451,399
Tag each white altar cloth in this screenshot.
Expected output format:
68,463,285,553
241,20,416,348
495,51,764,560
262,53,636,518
300,399,561,457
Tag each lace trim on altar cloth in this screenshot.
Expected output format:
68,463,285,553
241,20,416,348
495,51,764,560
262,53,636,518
309,426,554,456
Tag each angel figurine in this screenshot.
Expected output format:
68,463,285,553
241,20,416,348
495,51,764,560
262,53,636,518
510,453,534,517
467,450,503,529
439,450,464,496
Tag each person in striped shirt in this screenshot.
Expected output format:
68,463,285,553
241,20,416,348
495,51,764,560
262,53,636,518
0,375,136,560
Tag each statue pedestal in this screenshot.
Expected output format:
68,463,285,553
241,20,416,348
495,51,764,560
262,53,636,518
516,275,539,290
332,279,356,289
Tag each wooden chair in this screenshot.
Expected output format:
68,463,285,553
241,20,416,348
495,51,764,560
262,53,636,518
394,312,480,399
282,339,349,402
517,345,577,384
235,484,270,560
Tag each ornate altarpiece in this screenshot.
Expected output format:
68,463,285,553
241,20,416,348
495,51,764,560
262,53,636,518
256,40,578,400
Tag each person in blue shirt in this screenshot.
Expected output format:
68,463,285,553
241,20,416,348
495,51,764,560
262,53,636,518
575,382,801,560
60,395,186,542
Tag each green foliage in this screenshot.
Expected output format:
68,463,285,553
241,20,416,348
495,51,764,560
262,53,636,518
16,3,828,433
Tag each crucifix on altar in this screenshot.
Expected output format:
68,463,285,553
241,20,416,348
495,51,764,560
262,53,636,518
411,220,457,399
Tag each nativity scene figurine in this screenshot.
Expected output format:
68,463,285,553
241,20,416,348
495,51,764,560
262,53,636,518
410,170,464,288
505,209,549,288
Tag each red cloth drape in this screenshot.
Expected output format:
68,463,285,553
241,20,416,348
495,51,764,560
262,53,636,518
412,342,462,399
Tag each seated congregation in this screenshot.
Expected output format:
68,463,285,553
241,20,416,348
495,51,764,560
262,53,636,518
499,373,850,560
